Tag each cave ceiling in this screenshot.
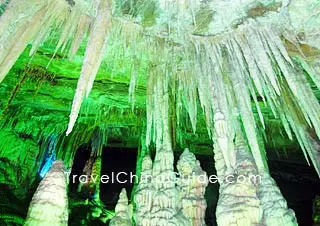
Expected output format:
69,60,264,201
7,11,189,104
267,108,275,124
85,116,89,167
0,0,319,162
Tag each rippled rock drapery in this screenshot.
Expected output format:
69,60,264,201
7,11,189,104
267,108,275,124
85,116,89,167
109,188,133,226
24,160,68,226
177,148,208,226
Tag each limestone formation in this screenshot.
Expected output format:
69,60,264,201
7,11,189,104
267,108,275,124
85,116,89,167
150,149,189,226
24,160,68,226
133,148,194,226
134,155,154,226
258,172,298,226
177,148,208,226
216,133,262,226
109,188,133,226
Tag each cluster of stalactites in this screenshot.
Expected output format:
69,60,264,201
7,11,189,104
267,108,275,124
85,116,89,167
109,189,133,226
24,160,68,226
0,0,114,136
177,148,208,226
146,63,173,151
0,0,92,84
186,19,320,174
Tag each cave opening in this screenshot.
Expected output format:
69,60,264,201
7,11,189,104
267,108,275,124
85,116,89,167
100,146,138,210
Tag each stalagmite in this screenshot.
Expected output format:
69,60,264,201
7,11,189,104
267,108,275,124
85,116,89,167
109,189,133,226
67,0,112,135
177,148,208,226
24,160,68,226
258,172,298,226
213,143,227,180
150,148,191,226
134,155,154,226
216,130,262,226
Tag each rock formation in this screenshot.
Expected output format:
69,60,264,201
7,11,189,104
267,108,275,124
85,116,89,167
24,160,68,226
216,132,262,226
177,148,208,226
150,149,189,226
134,155,154,225
216,128,298,226
258,172,298,226
134,149,196,226
109,188,133,226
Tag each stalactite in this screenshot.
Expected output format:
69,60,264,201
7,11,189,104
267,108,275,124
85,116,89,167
177,148,208,226
28,0,71,57
146,61,172,150
66,0,112,135
109,189,133,226
51,0,91,58
24,160,68,226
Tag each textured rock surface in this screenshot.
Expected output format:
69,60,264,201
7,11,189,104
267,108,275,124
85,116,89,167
24,160,68,226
